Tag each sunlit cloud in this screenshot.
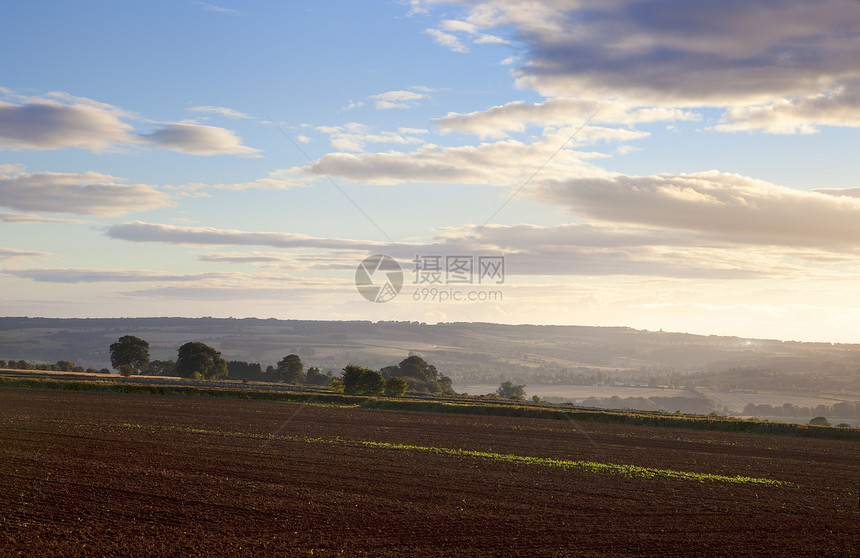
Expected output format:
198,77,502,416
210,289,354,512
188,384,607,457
299,130,629,185
106,221,389,250
369,89,428,110
532,171,860,249
0,168,171,216
315,122,426,152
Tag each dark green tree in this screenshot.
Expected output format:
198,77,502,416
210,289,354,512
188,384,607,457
809,416,831,426
110,335,150,374
341,364,384,394
384,376,408,397
342,364,368,394
306,367,333,386
148,359,176,376
397,355,438,382
175,342,227,380
496,380,526,400
358,370,385,395
276,354,305,383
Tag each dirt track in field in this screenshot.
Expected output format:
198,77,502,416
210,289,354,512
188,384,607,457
0,389,857,557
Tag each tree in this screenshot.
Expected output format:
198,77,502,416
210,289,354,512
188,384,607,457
359,370,385,395
148,359,176,376
809,416,831,426
397,355,438,382
118,364,134,378
341,364,384,395
175,342,227,380
496,380,526,400
306,367,333,386
276,354,305,383
110,335,150,374
384,376,408,397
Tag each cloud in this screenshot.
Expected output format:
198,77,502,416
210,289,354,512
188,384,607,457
198,252,294,265
315,122,425,152
0,247,50,262
436,99,700,139
0,90,259,155
0,169,172,216
192,1,241,16
6,268,234,284
188,105,252,119
532,171,860,249
197,250,362,270
0,212,89,224
716,83,860,134
0,97,135,152
439,0,860,120
106,221,389,250
432,18,508,50
369,89,428,110
425,28,468,53
300,129,630,185
138,122,260,156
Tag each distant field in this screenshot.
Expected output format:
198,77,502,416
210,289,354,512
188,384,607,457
455,383,691,400
706,391,857,413
457,383,860,418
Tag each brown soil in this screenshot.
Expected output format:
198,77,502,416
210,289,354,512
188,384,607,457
0,390,857,557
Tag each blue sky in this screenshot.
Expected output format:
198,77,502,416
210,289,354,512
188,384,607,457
3,0,860,342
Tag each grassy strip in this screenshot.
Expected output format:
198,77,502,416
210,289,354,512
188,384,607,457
0,376,366,405
119,423,789,487
3,375,858,442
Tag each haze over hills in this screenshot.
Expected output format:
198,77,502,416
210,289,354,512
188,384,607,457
2,317,859,401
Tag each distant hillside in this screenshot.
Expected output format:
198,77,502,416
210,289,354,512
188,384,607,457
1,317,859,396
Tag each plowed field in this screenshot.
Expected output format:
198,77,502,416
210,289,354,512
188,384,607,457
0,390,857,557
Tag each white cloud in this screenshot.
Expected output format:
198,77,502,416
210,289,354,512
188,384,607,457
0,90,259,155
106,221,389,250
425,28,468,53
532,171,860,249
0,169,172,216
369,89,427,110
436,99,700,139
188,105,252,119
300,129,632,185
474,34,508,45
716,83,860,134
315,122,425,152
0,97,135,152
139,122,260,156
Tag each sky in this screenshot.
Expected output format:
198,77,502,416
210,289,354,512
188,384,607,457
2,0,860,342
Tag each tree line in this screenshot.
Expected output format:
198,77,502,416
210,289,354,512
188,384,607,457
743,401,860,420
0,359,108,374
107,335,457,396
